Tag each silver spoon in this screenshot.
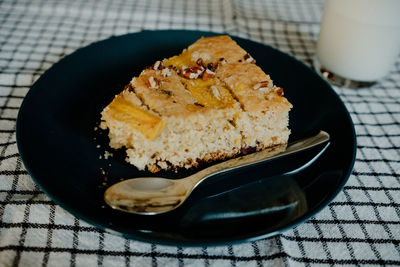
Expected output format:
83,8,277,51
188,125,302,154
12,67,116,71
104,130,329,215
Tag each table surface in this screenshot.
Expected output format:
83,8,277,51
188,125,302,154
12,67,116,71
1,0,399,266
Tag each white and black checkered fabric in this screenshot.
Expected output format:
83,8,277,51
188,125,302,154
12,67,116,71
1,0,399,266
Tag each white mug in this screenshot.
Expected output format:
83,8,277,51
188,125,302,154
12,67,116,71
314,0,400,87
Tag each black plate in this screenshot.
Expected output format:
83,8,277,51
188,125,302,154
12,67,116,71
17,30,356,246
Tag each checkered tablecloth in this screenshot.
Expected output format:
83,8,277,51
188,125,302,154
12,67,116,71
1,0,399,266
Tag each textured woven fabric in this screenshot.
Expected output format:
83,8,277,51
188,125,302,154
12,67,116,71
1,0,399,266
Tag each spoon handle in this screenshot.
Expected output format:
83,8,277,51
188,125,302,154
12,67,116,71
186,130,330,188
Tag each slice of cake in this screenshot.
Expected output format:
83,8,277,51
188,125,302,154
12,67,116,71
100,35,292,172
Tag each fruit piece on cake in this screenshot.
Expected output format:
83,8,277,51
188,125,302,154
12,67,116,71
100,35,292,172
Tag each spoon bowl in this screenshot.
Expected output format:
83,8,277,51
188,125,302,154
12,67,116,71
104,131,330,215
105,177,190,214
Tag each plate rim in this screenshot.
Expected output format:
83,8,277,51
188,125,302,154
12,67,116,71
16,29,357,246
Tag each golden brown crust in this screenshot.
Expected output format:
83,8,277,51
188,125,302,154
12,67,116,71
188,35,248,64
216,62,292,113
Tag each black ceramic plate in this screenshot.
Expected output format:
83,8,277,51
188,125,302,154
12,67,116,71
17,30,356,246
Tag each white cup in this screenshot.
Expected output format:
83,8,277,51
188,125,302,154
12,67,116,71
314,0,400,88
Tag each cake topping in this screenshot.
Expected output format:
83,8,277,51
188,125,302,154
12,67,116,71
169,65,178,71
182,65,204,79
207,63,218,72
210,85,221,100
219,57,227,65
206,69,216,75
196,58,204,67
124,84,135,92
253,81,269,91
275,87,284,96
194,102,204,107
103,94,165,140
153,60,163,70
160,89,172,96
202,68,216,81
148,76,160,89
244,53,256,64
161,68,172,77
